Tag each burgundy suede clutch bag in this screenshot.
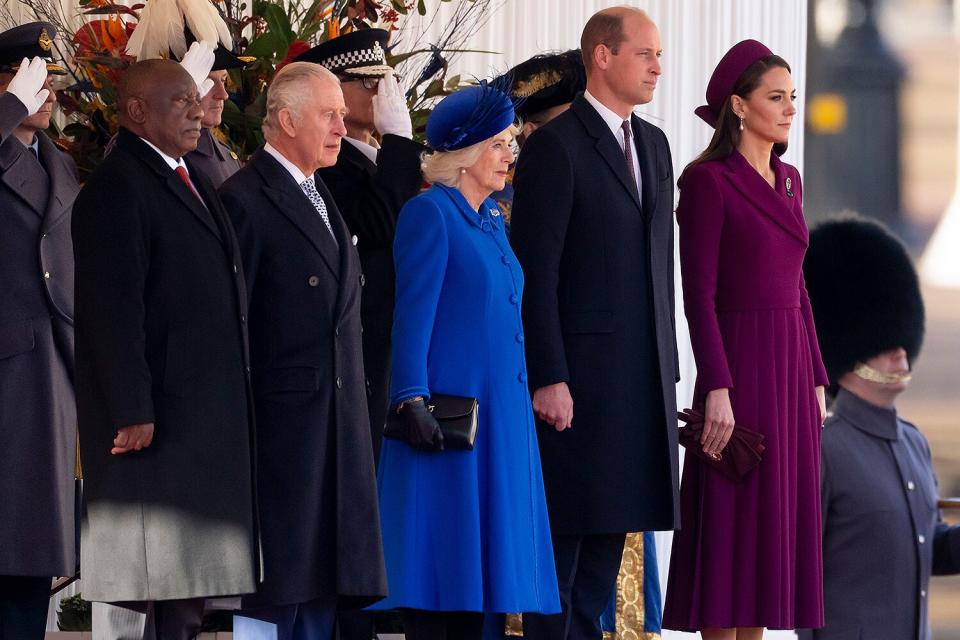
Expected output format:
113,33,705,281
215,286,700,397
678,408,766,482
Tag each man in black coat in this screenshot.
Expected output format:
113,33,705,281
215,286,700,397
73,57,257,640
0,25,78,640
510,8,680,640
303,29,425,464
219,61,386,640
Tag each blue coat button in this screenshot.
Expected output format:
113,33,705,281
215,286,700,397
518,372,527,383
509,293,519,304
501,256,511,265
516,333,524,343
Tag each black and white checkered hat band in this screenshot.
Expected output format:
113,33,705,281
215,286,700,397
322,44,391,76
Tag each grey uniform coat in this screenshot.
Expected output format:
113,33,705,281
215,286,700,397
187,128,241,189
0,92,78,577
73,128,258,602
798,389,960,640
510,95,680,534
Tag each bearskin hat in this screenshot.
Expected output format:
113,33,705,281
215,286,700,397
803,215,925,385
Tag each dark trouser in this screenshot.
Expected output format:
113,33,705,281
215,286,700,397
522,533,626,640
118,598,205,640
335,609,373,640
0,575,50,640
401,609,484,640
234,595,337,640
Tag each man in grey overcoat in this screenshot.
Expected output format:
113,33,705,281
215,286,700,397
800,216,960,640
73,55,257,640
0,24,78,640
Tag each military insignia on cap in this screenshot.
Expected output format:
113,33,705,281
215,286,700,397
38,27,53,52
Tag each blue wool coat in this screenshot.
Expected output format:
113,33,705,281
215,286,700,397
374,184,560,613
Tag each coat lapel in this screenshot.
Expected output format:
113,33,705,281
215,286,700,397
572,96,643,214
38,136,78,234
340,139,376,177
722,150,807,245
0,137,49,218
252,151,340,282
316,175,357,322
631,115,659,224
117,129,223,241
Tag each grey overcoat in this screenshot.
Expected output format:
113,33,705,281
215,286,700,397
0,92,78,577
798,389,960,640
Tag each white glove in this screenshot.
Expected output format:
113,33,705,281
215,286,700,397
373,70,412,139
5,57,49,116
179,40,216,98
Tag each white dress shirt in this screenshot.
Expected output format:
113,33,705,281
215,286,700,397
584,90,642,198
344,136,379,165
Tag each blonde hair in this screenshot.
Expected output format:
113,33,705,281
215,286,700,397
421,124,520,187
262,62,339,140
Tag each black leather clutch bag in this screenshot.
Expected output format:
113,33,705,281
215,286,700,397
384,393,479,450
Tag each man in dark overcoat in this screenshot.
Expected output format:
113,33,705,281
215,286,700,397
73,56,257,640
303,29,425,463
219,61,386,640
510,8,680,640
0,24,78,640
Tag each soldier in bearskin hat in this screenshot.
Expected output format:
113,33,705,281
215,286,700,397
799,215,960,640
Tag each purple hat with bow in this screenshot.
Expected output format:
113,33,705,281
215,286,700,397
694,39,773,129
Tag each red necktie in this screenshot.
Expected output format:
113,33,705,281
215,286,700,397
175,165,204,205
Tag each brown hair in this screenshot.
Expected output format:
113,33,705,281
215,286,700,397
680,54,791,187
580,7,645,72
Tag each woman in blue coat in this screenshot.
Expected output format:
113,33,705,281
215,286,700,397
373,85,561,639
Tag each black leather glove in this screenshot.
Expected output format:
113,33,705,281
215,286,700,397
396,398,444,452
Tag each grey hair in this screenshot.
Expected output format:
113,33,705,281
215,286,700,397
262,62,340,139
421,124,520,187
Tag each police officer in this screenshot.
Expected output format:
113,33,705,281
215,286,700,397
0,22,78,640
297,29,425,466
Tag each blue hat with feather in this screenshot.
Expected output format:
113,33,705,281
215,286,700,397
427,81,517,152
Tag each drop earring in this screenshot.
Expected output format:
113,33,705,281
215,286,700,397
739,115,744,132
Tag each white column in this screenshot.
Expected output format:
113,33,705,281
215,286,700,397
920,0,960,289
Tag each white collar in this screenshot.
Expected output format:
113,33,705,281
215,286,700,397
584,90,633,139
344,136,379,165
264,142,310,185
138,136,186,172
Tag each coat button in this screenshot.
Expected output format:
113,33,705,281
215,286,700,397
335,327,340,337
233,264,239,273
336,377,343,389
518,372,527,383
516,333,524,343
501,256,511,265
240,314,246,324
245,366,251,374
921,589,927,598
360,274,366,287
907,481,916,491
308,275,320,287
509,293,519,304
43,271,51,279
919,535,926,544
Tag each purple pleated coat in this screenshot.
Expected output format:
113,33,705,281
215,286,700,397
663,150,828,631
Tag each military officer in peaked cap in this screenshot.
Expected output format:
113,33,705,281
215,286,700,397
186,45,255,188
0,22,79,640
297,30,424,472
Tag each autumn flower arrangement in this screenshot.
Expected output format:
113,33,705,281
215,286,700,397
2,0,504,178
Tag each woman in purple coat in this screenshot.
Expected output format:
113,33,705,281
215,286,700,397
662,40,829,639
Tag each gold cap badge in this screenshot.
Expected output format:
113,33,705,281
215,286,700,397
38,28,53,52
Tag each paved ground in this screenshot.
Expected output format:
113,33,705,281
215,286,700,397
901,286,960,637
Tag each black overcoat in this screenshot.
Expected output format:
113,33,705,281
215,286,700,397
220,149,387,609
316,134,424,460
73,128,257,602
510,94,680,535
0,93,78,577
